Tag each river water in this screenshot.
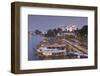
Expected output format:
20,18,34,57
28,34,44,60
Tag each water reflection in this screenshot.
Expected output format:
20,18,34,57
28,34,44,60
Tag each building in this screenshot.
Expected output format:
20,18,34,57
61,25,77,32
68,25,77,32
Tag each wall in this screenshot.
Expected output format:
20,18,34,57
0,0,100,76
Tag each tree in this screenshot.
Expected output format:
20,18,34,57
53,29,58,36
45,27,63,37
74,27,79,35
35,30,42,35
45,29,55,37
57,28,62,33
79,25,88,37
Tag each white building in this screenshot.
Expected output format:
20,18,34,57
68,25,77,32
61,25,77,32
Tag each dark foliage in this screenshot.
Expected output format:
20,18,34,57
35,30,42,35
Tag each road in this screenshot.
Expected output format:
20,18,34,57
63,39,87,54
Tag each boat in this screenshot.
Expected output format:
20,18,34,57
37,47,66,58
67,51,88,58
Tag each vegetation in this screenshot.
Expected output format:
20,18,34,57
35,25,88,43
75,25,88,38
45,29,55,37
74,25,88,48
45,28,62,37
79,25,87,37
65,25,88,48
65,35,75,40
35,30,42,35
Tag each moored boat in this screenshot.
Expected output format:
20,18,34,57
37,46,66,58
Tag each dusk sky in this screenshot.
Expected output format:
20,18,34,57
28,15,88,32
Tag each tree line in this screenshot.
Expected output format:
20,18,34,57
34,25,88,38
